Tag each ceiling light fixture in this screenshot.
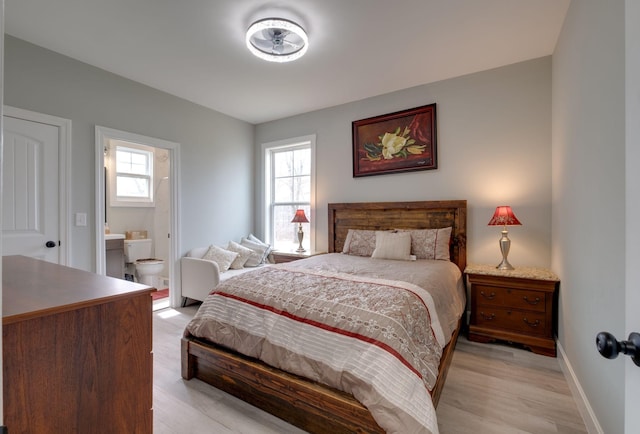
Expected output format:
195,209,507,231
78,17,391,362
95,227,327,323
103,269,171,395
245,18,308,63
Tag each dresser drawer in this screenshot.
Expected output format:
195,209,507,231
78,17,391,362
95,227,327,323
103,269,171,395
473,284,547,312
475,306,548,336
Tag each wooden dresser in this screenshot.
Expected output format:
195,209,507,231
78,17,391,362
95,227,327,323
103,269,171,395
2,255,155,434
466,264,560,357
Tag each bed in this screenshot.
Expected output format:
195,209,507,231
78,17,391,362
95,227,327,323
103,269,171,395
181,200,467,433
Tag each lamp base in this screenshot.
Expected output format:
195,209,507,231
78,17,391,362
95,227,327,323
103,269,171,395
496,228,514,270
496,259,514,270
296,225,306,252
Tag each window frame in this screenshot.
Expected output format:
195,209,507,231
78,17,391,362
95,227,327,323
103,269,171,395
261,135,316,252
108,141,155,207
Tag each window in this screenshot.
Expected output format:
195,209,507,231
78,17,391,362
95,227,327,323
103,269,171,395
263,135,315,252
108,141,155,207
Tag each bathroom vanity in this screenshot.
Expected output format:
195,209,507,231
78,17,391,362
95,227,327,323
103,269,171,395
105,233,125,279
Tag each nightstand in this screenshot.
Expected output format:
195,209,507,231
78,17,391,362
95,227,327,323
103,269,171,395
271,250,323,264
465,264,560,357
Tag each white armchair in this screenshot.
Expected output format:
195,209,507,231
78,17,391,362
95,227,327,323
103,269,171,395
181,256,221,305
180,246,263,306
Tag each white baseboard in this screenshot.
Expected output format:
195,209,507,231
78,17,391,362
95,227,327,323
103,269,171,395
557,341,604,434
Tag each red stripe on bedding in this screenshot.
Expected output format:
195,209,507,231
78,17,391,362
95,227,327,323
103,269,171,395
215,291,424,381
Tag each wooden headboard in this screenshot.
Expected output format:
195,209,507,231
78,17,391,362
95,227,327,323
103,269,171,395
328,200,467,272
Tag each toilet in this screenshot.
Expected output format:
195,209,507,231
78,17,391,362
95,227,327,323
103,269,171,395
124,238,165,287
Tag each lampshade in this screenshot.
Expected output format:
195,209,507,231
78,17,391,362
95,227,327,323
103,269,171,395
246,18,309,63
487,206,522,227
291,209,309,223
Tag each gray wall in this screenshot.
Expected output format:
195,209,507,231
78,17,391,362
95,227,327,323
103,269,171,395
4,35,255,271
552,1,626,432
256,57,553,268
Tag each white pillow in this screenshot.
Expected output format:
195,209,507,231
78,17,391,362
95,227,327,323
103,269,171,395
248,234,273,261
247,233,268,246
202,245,238,272
371,231,415,261
247,234,273,262
240,238,272,267
227,241,254,269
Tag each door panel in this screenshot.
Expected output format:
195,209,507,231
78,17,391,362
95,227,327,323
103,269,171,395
2,116,59,263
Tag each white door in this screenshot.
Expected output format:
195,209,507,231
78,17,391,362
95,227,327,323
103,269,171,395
2,115,60,262
626,2,640,431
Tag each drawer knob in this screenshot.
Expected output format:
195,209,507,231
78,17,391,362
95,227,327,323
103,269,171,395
523,296,541,305
523,318,540,328
480,291,496,300
480,312,496,321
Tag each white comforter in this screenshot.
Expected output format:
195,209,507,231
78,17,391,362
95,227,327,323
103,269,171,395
186,253,465,433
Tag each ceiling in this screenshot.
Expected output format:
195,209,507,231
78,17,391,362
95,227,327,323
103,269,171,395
5,0,570,125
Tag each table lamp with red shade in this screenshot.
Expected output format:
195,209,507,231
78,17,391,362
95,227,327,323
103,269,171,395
291,209,309,252
488,206,522,270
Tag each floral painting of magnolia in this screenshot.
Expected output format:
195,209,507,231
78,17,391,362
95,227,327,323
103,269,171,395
353,105,437,177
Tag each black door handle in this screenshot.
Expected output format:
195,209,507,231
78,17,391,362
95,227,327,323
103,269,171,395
45,241,56,248
596,331,640,367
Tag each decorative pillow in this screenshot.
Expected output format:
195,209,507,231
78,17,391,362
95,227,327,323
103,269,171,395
247,234,274,262
247,233,268,246
342,229,379,257
226,241,254,269
249,234,274,262
202,245,238,272
240,237,272,267
371,231,415,261
396,227,452,260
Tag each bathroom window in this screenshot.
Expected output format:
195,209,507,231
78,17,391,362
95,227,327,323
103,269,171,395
262,135,316,252
108,142,155,207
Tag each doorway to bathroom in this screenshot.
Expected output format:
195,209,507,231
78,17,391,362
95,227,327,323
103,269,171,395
95,126,181,310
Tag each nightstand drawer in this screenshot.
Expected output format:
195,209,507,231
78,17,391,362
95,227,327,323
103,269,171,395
473,285,547,312
475,307,548,336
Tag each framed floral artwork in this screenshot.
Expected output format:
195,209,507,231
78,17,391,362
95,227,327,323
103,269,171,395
352,103,437,177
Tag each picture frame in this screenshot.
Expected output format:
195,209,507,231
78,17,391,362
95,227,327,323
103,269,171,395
352,103,437,177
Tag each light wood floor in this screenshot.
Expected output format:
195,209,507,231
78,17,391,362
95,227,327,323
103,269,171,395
153,306,588,434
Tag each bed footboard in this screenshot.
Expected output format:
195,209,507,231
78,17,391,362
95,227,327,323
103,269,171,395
181,336,385,434
181,318,461,434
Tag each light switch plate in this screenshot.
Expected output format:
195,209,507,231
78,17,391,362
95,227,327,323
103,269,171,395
75,212,87,226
